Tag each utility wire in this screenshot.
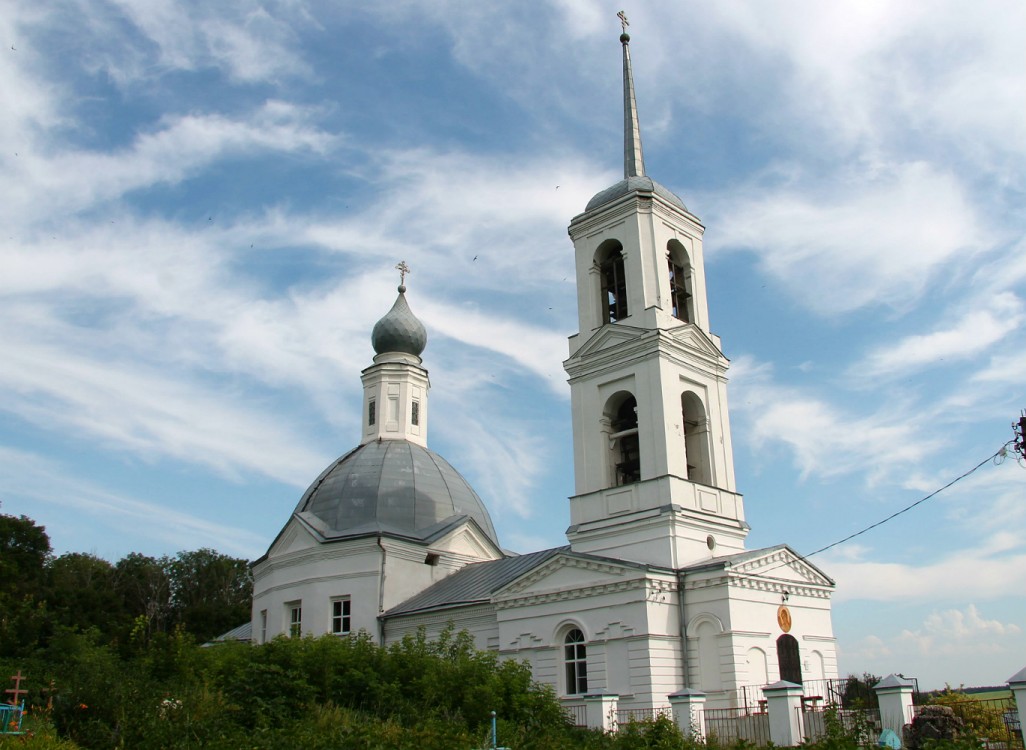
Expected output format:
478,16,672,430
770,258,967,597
731,441,1015,582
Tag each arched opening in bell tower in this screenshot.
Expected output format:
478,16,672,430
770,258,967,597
681,391,712,485
667,240,694,324
604,391,640,487
597,240,628,324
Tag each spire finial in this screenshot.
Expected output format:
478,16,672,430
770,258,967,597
395,260,410,293
619,11,645,179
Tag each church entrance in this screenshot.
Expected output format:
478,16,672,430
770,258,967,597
776,634,802,684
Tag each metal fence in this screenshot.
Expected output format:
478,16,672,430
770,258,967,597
563,702,587,728
801,704,882,744
617,706,671,725
703,705,771,746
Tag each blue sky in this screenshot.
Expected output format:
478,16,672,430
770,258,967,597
2,1,1024,690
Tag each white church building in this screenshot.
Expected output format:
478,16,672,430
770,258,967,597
250,26,838,713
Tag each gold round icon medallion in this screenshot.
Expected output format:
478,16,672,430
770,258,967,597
777,605,792,633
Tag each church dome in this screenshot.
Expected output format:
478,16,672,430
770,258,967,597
371,286,427,357
295,439,499,546
585,175,687,213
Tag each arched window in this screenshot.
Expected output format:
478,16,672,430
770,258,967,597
564,628,588,695
776,634,802,684
599,244,628,323
666,241,694,323
607,394,640,486
681,392,711,485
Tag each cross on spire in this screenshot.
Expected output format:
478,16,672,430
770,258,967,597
395,260,410,287
617,10,629,34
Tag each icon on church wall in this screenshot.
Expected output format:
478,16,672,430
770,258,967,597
777,605,792,633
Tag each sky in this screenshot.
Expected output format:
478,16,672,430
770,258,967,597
2,0,1024,691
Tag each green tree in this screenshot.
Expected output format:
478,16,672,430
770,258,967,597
0,513,53,655
114,553,170,642
45,553,121,637
167,549,251,642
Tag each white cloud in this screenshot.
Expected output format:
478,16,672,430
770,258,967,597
730,356,943,481
712,162,989,314
859,293,1024,377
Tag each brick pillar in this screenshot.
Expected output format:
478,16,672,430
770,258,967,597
583,692,619,732
874,674,916,741
764,680,804,746
668,688,707,739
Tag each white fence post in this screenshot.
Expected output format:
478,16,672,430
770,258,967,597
583,692,619,733
668,689,706,739
763,680,804,746
874,674,916,742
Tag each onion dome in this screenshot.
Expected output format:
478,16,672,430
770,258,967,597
371,285,427,357
295,439,499,545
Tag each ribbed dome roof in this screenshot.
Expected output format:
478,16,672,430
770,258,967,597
295,440,498,546
371,286,427,357
585,175,687,212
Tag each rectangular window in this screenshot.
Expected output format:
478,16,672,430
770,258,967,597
411,400,420,426
260,609,267,644
287,602,302,638
368,400,376,426
331,598,351,635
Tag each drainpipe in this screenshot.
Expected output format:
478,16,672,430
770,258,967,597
677,569,690,688
377,534,387,646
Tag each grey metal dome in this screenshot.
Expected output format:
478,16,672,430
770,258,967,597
295,440,499,545
371,286,427,357
585,175,687,213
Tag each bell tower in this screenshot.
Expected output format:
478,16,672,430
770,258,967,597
563,21,748,568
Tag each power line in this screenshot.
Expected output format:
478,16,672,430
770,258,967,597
735,441,1015,582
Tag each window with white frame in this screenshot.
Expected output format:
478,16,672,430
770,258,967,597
260,609,267,644
287,602,302,638
331,597,351,635
564,628,588,695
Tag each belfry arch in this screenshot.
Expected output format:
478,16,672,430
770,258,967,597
603,391,640,487
596,239,628,324
681,391,711,485
666,239,695,324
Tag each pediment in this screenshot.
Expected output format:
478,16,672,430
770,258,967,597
431,522,502,561
663,325,726,360
267,516,320,557
569,324,649,361
728,546,834,588
495,553,642,599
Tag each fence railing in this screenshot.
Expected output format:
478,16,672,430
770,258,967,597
562,702,587,728
801,705,882,743
617,706,671,725
703,705,771,745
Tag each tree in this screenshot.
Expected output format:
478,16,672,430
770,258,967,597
46,552,121,636
167,548,251,642
0,513,52,655
114,552,171,641
0,513,51,596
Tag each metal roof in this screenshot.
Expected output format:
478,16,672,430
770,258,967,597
382,546,566,618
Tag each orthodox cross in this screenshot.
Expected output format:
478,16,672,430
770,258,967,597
5,670,26,705
395,260,410,286
617,10,629,33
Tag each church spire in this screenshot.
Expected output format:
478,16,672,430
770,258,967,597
618,11,645,179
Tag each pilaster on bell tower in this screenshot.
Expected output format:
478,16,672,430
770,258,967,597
360,261,430,448
563,17,748,569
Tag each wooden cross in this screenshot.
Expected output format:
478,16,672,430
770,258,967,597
5,670,26,705
617,10,629,33
395,260,410,286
